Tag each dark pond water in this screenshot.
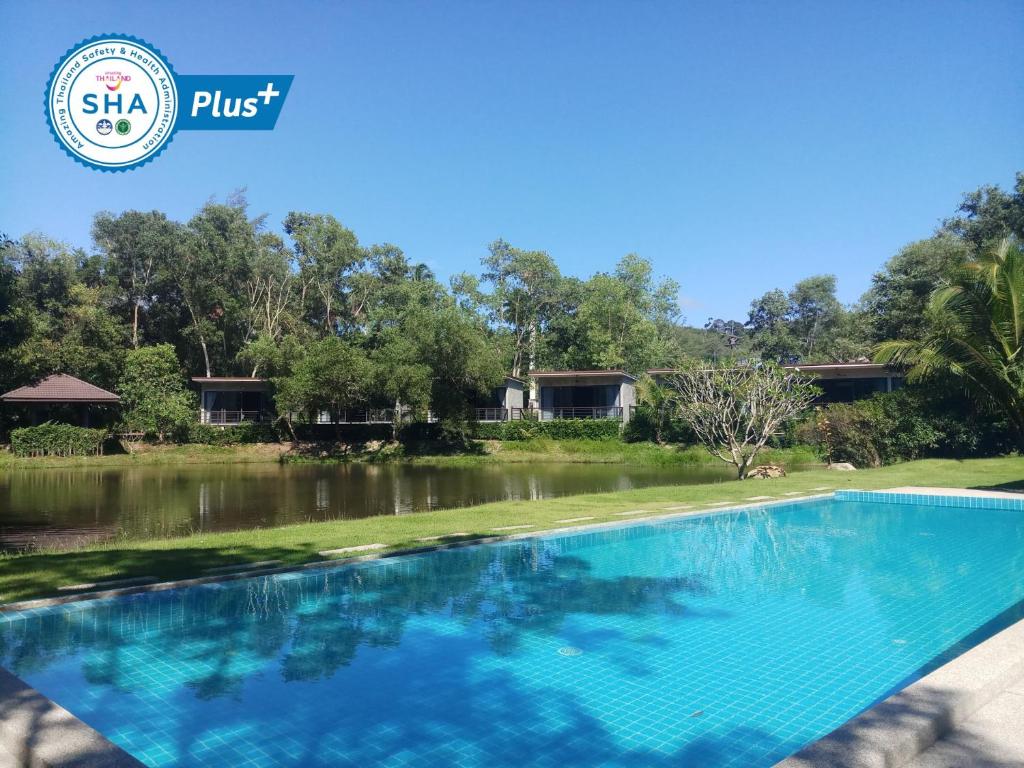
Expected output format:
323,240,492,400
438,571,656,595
0,461,765,550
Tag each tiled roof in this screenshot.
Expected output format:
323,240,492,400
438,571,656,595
0,374,120,403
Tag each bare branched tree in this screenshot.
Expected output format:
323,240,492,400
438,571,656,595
666,362,818,479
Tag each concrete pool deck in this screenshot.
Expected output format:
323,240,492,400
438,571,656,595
1,487,1023,767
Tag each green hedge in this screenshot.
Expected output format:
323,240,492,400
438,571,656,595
184,421,282,445
10,422,108,457
472,419,622,441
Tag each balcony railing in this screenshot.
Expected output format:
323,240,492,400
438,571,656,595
203,409,267,425
314,409,398,424
538,406,624,421
474,407,508,422
472,406,624,422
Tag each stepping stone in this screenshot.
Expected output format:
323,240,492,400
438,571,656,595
706,502,732,507
58,576,158,592
613,510,647,516
662,505,693,511
809,487,833,491
492,525,535,531
783,491,805,496
203,560,282,574
745,496,774,501
318,543,386,557
553,517,595,523
416,532,470,542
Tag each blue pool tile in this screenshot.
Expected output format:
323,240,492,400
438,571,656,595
2,496,1024,767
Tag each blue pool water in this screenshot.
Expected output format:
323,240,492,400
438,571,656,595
3,494,1024,767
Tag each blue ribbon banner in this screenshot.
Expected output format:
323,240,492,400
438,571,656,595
176,75,294,130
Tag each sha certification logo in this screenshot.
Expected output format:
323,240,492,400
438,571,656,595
46,35,178,171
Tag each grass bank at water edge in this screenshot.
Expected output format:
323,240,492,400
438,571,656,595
1,457,1021,605
0,439,821,470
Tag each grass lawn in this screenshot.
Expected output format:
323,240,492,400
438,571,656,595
1,456,1021,605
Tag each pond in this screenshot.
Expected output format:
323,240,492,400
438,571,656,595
0,460,782,550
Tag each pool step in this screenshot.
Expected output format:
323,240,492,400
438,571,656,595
203,560,282,575
58,576,158,592
318,543,387,557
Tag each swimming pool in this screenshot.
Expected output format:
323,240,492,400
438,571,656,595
2,492,1024,767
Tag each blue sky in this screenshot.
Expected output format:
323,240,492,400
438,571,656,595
1,0,1021,321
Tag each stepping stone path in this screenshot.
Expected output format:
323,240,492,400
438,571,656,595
809,487,833,491
613,510,647,516
707,502,732,507
744,496,774,501
492,525,534,531
416,532,470,542
318,543,386,557
782,491,805,496
553,517,595,523
203,560,282,574
661,505,693,511
58,576,158,592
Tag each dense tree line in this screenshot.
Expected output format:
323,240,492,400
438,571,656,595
1,174,1021,438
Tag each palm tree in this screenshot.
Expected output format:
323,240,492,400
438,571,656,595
875,237,1024,446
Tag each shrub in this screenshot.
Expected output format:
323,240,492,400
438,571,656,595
471,419,622,441
621,406,696,444
800,386,1015,467
10,422,108,457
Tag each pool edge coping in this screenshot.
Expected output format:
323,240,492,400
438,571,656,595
774,612,1024,768
0,666,146,767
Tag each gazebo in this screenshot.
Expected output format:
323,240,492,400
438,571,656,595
1,374,120,427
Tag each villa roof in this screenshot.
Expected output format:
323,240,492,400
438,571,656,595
191,377,268,383
528,369,637,381
783,363,894,375
0,374,120,404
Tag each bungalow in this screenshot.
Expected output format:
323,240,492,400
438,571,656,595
647,363,904,405
475,376,527,421
528,370,636,423
192,377,271,425
782,362,904,403
1,374,120,427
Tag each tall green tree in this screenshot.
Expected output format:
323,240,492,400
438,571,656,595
408,305,504,440
274,337,373,438
748,276,866,363
91,210,179,348
119,344,196,442
480,240,562,377
284,212,364,333
861,236,970,343
177,197,259,376
942,173,1024,250
876,238,1024,447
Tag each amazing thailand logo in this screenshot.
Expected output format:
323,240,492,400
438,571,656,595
45,34,293,172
